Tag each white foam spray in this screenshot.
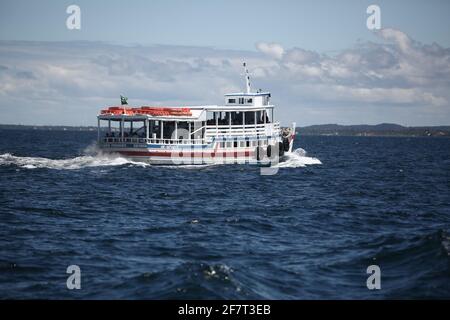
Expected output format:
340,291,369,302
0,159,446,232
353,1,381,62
0,145,321,170
0,143,149,170
274,148,322,168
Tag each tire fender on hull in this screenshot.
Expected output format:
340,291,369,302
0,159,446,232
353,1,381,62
278,142,285,157
282,138,290,152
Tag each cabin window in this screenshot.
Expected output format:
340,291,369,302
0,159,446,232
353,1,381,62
244,111,255,125
262,111,270,123
246,141,250,147
217,112,227,125
206,112,215,125
228,98,236,104
226,142,232,148
231,111,243,125
255,111,262,124
240,141,245,148
239,98,244,104
234,141,238,148
246,98,253,104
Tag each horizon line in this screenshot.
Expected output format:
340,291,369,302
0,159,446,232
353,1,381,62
2,122,450,128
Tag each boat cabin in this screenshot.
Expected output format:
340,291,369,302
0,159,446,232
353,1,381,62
97,63,279,147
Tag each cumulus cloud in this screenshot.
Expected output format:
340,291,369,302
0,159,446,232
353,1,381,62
256,42,285,60
266,28,450,110
1,28,450,126
284,48,320,65
378,28,413,53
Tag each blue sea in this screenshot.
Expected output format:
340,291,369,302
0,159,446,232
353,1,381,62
0,129,449,299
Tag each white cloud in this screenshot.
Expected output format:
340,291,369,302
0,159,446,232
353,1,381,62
1,28,450,126
255,42,285,60
378,28,413,53
284,48,319,64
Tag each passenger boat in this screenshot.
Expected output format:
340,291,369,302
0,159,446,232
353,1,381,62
97,63,296,165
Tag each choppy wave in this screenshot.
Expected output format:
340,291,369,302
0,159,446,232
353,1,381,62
125,262,242,299
1,131,450,299
0,153,149,170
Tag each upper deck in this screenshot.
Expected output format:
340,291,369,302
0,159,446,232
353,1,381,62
98,105,274,121
97,62,281,145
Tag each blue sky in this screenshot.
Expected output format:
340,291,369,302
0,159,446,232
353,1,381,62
1,0,450,125
2,0,450,52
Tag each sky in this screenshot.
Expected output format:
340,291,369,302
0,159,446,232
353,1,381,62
1,0,450,126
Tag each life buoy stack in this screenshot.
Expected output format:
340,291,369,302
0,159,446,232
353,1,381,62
100,106,192,116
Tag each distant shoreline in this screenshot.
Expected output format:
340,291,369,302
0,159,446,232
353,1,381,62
1,123,450,137
296,123,450,137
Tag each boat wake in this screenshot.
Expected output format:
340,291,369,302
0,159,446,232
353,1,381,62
0,152,149,170
0,147,321,170
276,148,322,168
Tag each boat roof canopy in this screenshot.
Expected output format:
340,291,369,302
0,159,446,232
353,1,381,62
224,92,271,97
98,105,273,122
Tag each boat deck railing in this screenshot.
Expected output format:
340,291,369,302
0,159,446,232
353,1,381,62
99,122,280,146
100,137,207,145
205,122,280,137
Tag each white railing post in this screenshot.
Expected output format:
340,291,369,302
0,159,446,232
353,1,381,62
120,117,124,139
215,112,219,135
254,111,257,135
243,112,246,138
228,112,231,135
189,122,192,142
175,121,178,141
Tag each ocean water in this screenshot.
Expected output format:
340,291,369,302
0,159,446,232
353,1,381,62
0,129,449,299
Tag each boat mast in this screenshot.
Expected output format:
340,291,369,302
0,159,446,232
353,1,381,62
243,62,251,94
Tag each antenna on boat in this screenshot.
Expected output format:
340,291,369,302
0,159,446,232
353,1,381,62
243,62,251,94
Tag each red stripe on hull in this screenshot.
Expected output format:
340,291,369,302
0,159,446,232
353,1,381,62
116,150,253,158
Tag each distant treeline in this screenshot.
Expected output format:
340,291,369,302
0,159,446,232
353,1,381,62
296,123,450,137
1,123,450,137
